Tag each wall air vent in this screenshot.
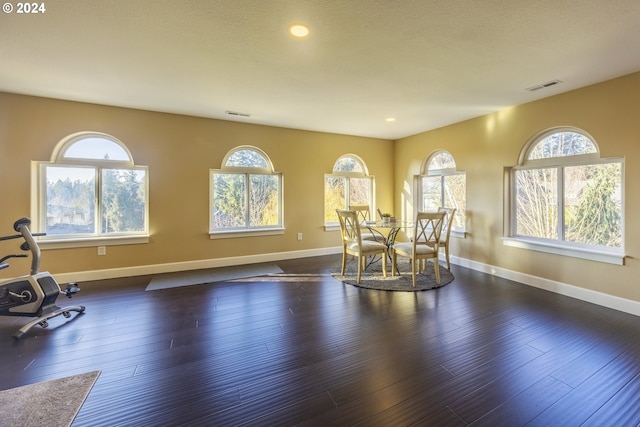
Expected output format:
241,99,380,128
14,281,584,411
525,79,562,92
225,111,251,118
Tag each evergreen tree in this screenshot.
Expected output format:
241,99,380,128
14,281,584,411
566,163,621,247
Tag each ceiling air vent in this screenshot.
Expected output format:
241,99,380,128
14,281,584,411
525,79,562,92
225,110,251,118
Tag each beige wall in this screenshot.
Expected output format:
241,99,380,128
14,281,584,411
395,71,640,302
1,72,639,305
0,93,393,276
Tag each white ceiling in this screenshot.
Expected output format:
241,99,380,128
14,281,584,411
2,0,640,140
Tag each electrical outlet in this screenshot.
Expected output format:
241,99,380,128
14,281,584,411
97,246,106,256
297,233,303,241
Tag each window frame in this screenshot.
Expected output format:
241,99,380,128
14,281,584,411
415,150,466,236
324,154,375,229
209,146,284,239
31,132,149,249
504,127,625,265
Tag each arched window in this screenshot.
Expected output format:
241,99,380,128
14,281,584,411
416,150,466,232
34,132,148,242
324,154,374,224
210,146,283,236
506,127,624,264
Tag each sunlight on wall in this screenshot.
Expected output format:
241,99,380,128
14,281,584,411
400,156,423,222
401,179,413,222
485,106,515,136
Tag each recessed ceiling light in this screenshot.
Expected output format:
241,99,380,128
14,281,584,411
289,24,309,38
385,117,396,122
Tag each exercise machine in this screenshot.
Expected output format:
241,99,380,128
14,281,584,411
0,217,85,339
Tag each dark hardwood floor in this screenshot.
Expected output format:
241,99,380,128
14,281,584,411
2,254,640,426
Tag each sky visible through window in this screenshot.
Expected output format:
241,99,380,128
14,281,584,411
63,137,130,161
46,166,94,184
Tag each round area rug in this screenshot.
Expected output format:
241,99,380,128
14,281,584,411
330,257,454,291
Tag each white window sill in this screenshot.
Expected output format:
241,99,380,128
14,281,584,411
451,229,466,239
209,228,285,239
502,237,625,265
38,235,149,250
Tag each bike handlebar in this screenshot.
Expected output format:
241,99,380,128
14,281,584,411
1,218,44,275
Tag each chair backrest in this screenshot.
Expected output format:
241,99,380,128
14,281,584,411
349,205,371,224
413,211,445,249
337,209,362,247
437,207,457,242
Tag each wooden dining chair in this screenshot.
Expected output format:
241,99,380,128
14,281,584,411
391,211,445,287
349,205,386,243
437,207,457,269
337,209,387,284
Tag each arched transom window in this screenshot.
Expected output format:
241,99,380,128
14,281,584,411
506,127,624,264
210,146,283,235
34,132,149,242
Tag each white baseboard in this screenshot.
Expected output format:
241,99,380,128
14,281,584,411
452,255,640,317
53,247,640,318
55,247,342,284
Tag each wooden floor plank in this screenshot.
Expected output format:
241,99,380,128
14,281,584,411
527,344,640,427
467,375,572,426
2,254,640,426
579,372,640,427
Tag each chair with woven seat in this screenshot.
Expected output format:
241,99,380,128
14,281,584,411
391,211,445,287
337,209,388,284
437,207,457,269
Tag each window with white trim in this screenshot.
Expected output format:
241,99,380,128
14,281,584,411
34,132,148,240
210,146,283,234
416,150,466,232
324,154,374,224
506,128,624,263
